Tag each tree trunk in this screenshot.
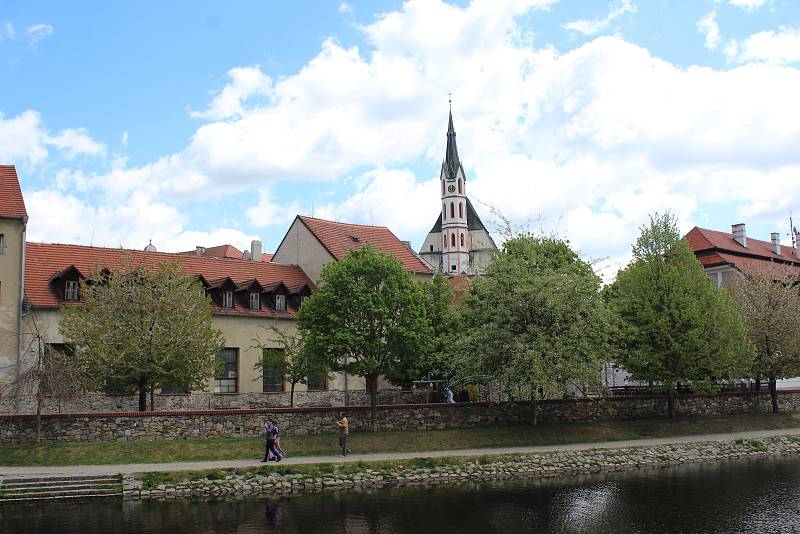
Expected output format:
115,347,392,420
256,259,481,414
35,392,43,444
667,387,676,420
755,377,761,392
769,377,779,413
290,383,295,408
138,382,147,412
366,374,378,431
150,387,155,412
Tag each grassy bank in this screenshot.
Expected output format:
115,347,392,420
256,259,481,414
2,412,799,467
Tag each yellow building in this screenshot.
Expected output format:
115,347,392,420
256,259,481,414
0,166,429,413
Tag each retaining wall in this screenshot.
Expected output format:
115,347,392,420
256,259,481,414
2,390,799,445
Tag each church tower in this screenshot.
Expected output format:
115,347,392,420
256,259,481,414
439,109,470,274
419,107,498,275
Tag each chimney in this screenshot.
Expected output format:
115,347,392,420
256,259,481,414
195,246,206,256
251,240,262,262
400,240,412,250
732,223,747,248
771,233,781,255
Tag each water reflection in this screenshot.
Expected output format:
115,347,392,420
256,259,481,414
2,456,800,533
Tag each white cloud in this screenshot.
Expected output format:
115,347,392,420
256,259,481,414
25,23,52,44
729,0,767,10
563,0,637,36
0,111,104,168
190,66,273,120
734,27,800,64
697,11,720,50
246,188,301,227
120,131,129,147
339,2,354,16
0,22,14,39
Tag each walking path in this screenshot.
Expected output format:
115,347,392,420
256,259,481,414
2,427,799,479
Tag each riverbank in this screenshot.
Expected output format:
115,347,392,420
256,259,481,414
118,432,800,501
3,411,800,467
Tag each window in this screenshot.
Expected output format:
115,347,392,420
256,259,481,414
460,233,464,247
306,369,327,391
451,233,456,247
65,280,79,301
442,204,446,220
0,233,4,255
451,265,457,272
214,348,238,393
223,290,233,308
429,244,433,252
441,181,444,195
249,292,260,310
459,203,463,218
160,382,188,394
275,294,286,312
458,179,462,194
450,202,454,218
262,348,285,392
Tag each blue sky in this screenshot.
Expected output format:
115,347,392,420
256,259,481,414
2,0,799,277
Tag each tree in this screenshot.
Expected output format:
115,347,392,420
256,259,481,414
606,213,753,418
419,273,458,379
59,258,225,411
1,314,86,441
298,245,431,429
732,266,800,413
455,233,608,420
252,326,328,407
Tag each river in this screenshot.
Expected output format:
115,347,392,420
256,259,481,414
2,455,799,533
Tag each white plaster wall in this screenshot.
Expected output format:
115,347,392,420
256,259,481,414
271,218,335,285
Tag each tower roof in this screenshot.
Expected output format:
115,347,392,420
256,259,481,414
428,198,489,234
442,110,464,180
0,165,28,220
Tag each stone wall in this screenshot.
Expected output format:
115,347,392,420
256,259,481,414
2,390,799,445
0,389,430,415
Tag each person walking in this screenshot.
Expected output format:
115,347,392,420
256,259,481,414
272,419,286,458
335,412,349,457
262,419,282,462
445,386,455,404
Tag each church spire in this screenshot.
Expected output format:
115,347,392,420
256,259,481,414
443,107,461,180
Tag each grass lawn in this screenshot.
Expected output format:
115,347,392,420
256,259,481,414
1,412,799,467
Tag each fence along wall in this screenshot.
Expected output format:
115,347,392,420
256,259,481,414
2,391,799,445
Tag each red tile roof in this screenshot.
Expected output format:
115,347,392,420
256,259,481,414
685,226,800,275
447,273,473,306
0,165,28,219
25,242,313,317
297,216,432,274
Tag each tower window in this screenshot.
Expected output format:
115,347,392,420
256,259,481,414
461,233,464,247
459,202,463,218
429,244,433,252
451,233,456,247
441,181,445,196
458,179,462,194
450,202,454,219
443,204,446,220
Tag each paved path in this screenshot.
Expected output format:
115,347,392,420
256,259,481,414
2,427,799,479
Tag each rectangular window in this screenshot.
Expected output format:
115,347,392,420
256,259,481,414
275,294,286,312
306,369,327,391
262,348,285,392
65,280,79,300
160,382,188,394
0,233,4,255
222,290,233,308
249,292,260,310
214,348,238,393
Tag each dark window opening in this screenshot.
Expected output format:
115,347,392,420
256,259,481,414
214,348,238,393
262,348,285,392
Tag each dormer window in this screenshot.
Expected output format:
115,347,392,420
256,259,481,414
275,294,286,312
223,290,234,308
249,292,260,310
65,280,79,301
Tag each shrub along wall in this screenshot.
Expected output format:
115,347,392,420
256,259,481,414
1,390,799,445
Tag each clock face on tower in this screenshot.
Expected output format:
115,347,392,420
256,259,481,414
447,185,456,193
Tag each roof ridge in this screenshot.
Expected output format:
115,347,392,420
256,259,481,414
299,215,390,230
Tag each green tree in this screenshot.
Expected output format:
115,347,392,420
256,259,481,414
732,266,800,413
252,326,328,407
456,234,608,419
298,245,431,429
419,273,458,378
606,213,753,418
59,259,225,411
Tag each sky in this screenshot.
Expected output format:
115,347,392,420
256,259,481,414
2,0,800,279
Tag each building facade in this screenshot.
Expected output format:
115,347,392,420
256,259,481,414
419,111,497,275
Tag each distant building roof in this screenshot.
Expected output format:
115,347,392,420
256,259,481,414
295,215,432,274
24,242,313,317
178,244,273,262
0,165,28,220
685,226,800,276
